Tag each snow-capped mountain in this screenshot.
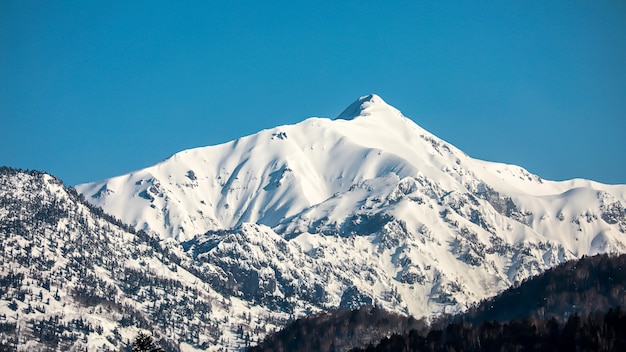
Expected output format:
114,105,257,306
74,94,626,323
4,94,617,351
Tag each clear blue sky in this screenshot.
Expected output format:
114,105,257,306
2,1,625,185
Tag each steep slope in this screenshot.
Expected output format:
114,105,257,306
74,95,626,320
0,168,290,351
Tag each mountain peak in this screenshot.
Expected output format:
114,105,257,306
336,94,397,120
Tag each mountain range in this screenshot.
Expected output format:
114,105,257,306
2,94,626,351
76,94,626,314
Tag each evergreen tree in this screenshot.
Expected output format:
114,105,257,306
132,332,164,352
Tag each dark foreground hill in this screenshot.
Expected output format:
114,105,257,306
462,253,626,324
249,305,429,352
354,306,626,352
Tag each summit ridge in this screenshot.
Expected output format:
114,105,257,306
335,94,398,120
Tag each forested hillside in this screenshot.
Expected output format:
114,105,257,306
0,167,288,351
249,305,428,352
353,307,626,352
462,253,626,323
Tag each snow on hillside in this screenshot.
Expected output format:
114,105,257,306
0,168,290,351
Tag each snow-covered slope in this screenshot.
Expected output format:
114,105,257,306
0,168,290,351
71,95,626,341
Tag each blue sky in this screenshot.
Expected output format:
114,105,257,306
2,1,625,185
